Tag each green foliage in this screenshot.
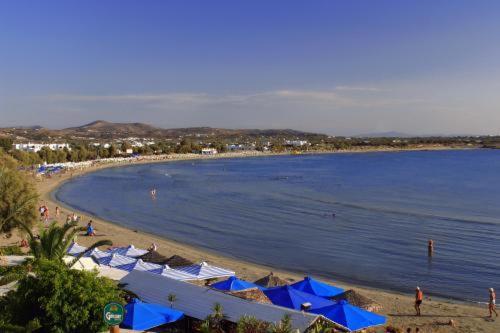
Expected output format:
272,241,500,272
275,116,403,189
269,315,293,333
0,154,38,234
307,321,335,333
23,221,112,263
0,138,13,152
0,245,24,256
0,222,112,286
0,260,123,333
10,150,42,166
236,315,270,333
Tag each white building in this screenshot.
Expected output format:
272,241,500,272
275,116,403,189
285,140,309,147
13,142,71,153
201,148,218,155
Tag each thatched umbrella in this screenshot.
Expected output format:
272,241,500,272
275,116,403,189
254,272,290,288
138,250,169,265
330,289,382,312
228,288,272,304
165,255,194,268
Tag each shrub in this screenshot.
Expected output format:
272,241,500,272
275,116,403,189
0,260,123,333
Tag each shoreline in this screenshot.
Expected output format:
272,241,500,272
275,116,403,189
29,148,499,332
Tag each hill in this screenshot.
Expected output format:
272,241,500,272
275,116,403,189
0,121,327,141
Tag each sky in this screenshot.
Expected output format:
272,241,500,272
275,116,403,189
1,1,500,136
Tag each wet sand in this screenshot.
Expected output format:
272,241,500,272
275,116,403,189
5,149,498,332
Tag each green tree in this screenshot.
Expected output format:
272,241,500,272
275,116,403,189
37,146,55,164
0,260,123,333
0,154,38,234
236,315,270,333
108,144,117,157
10,150,42,166
0,138,13,152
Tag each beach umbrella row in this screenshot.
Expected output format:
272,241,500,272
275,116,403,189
67,244,235,281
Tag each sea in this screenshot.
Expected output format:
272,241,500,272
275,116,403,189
55,149,500,302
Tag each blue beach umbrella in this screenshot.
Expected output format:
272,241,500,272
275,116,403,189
291,276,344,298
313,300,386,332
211,276,263,291
263,285,334,311
121,299,184,330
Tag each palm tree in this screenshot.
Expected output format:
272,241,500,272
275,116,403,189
307,321,335,333
0,221,112,285
236,315,270,333
198,320,214,333
269,315,292,333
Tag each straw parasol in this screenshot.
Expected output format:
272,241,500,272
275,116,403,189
254,272,290,288
330,289,382,312
164,255,194,268
138,250,169,265
228,288,272,304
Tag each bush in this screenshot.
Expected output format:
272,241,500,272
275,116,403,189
0,260,123,333
0,245,24,256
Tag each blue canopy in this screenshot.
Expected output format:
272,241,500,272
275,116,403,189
263,285,334,311
291,276,344,298
211,276,263,291
313,300,386,332
121,299,184,330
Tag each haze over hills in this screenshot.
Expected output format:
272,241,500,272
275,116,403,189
0,120,328,141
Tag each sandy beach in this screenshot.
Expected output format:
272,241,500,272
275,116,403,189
5,148,498,333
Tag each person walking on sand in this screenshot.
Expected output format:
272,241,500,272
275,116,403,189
489,288,498,318
415,287,423,316
55,206,60,218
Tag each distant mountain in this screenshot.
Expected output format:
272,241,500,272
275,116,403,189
355,131,414,138
0,121,327,141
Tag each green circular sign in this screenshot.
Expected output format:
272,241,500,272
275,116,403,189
103,302,124,326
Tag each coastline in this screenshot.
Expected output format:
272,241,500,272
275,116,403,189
28,148,499,332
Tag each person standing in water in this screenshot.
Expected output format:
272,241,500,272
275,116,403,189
415,287,423,316
428,239,434,256
489,288,498,318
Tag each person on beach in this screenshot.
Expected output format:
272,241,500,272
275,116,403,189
55,206,60,217
148,242,158,252
39,205,45,219
43,207,49,223
415,287,423,316
86,221,96,236
489,288,498,318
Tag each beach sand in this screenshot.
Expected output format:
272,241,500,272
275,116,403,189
3,149,497,332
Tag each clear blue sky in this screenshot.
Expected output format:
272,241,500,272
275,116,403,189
1,1,500,135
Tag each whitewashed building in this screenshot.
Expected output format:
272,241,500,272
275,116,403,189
13,142,71,153
201,148,218,155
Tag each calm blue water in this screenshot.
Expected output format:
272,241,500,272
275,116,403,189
55,150,500,302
